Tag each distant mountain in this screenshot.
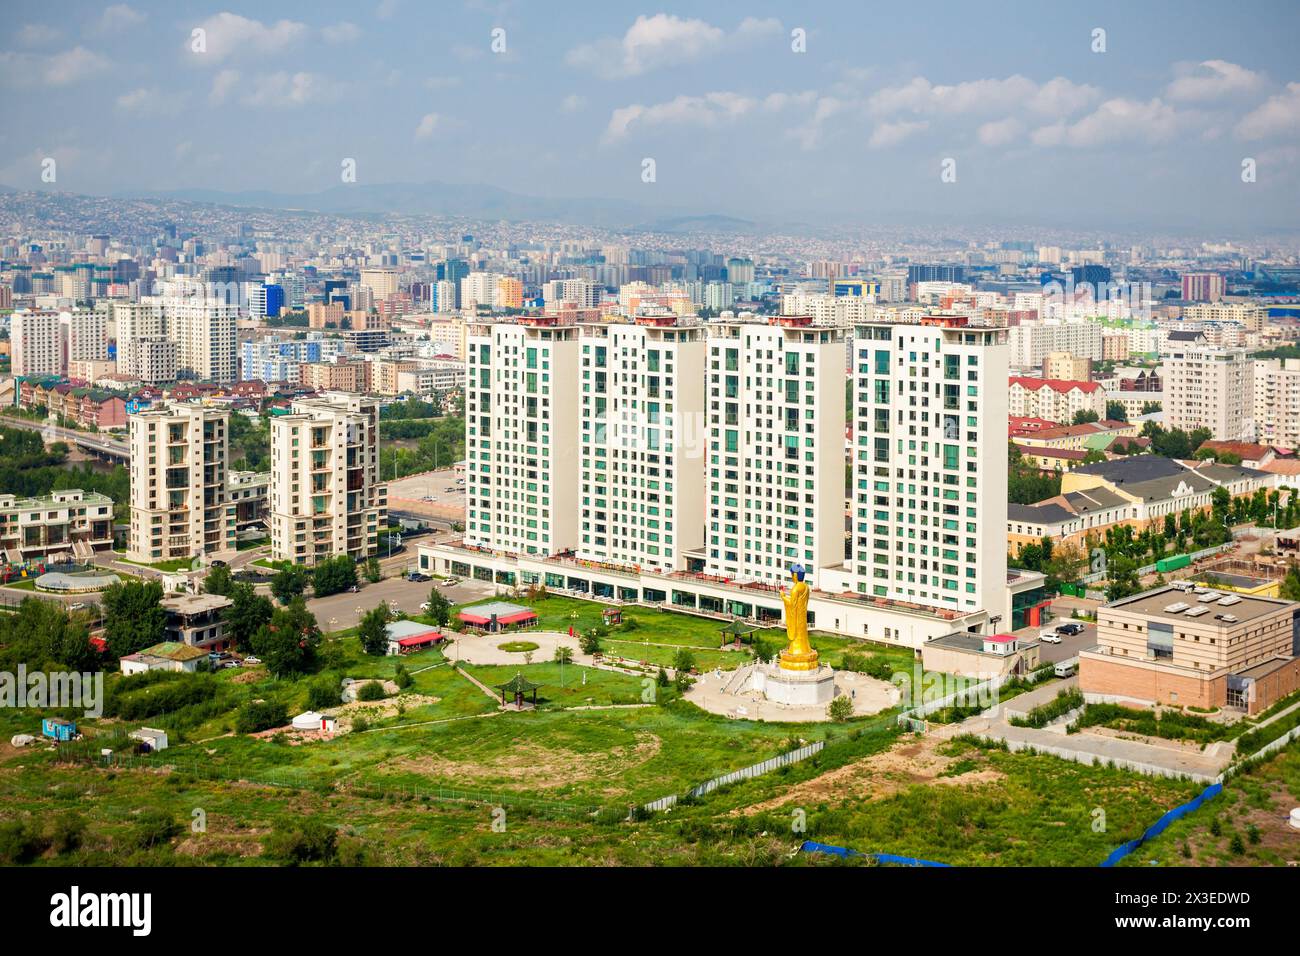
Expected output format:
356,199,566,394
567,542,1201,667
116,180,736,229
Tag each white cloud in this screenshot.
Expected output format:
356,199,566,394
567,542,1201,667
869,74,1099,118
414,112,441,140
115,87,186,115
209,69,240,105
1166,60,1263,101
1236,82,1300,140
1031,97,1191,148
604,91,761,142
18,24,61,46
568,14,781,79
561,94,587,112
241,72,339,109
977,117,1025,147
322,22,361,44
0,46,112,87
190,13,307,64
98,4,144,33
868,119,929,149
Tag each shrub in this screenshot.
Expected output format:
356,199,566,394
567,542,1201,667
356,681,388,702
1009,688,1084,728
132,810,179,849
306,677,341,710
554,646,574,664
264,817,337,865
828,696,854,722
393,663,413,690
0,820,48,864
235,700,288,734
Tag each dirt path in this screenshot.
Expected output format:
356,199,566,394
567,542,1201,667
735,728,1004,815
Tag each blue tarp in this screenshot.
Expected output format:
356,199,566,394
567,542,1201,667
800,840,951,867
1100,782,1222,867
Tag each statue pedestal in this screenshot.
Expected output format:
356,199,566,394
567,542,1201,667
751,662,837,707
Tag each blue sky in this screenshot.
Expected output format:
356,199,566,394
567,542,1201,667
2,1,1299,231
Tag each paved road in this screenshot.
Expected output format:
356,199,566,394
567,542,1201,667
305,575,495,631
0,414,127,457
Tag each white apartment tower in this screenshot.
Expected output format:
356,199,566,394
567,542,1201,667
577,316,706,574
703,316,845,589
113,301,165,379
1162,344,1253,441
269,392,386,566
851,317,1009,615
10,310,61,376
128,403,236,563
165,296,238,383
464,317,580,557
1253,358,1300,448
61,308,108,363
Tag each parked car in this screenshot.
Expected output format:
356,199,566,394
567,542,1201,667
442,577,461,586
1039,631,1062,644
419,601,431,612
347,585,360,593
1055,622,1085,636
67,602,87,612
445,487,458,493
408,573,430,583
210,559,228,567
243,656,262,665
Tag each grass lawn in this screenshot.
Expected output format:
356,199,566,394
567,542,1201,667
118,556,195,572
236,537,269,551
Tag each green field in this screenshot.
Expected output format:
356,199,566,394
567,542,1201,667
1,590,1294,868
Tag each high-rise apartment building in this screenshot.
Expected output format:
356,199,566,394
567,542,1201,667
703,316,845,589
1162,344,1253,441
1253,358,1300,448
1181,272,1225,303
165,296,238,383
128,403,236,563
577,316,707,574
851,317,1009,614
464,317,580,556
10,310,61,376
269,392,386,565
61,308,108,364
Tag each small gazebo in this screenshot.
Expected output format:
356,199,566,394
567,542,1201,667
602,607,623,626
719,617,757,647
497,671,541,709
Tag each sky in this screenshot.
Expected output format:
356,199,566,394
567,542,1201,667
2,0,1299,233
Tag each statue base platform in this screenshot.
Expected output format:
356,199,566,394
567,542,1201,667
750,662,837,707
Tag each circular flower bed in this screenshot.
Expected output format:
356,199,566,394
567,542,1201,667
497,641,540,653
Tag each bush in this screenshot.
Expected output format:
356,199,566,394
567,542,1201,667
48,812,86,854
393,663,413,690
132,810,179,849
356,681,388,702
235,700,288,734
828,696,855,722
306,678,341,710
553,646,574,664
264,817,337,865
0,820,47,864
1009,688,1084,728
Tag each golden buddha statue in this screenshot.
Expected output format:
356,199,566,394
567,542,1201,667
778,565,819,671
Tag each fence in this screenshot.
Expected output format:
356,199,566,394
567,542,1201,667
1079,542,1236,585
642,741,825,813
800,840,951,867
1100,782,1223,867
895,664,1056,729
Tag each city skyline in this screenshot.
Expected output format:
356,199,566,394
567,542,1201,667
2,1,1299,232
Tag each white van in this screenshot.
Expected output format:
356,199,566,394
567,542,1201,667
1054,658,1078,678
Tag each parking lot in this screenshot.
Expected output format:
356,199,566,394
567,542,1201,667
304,573,496,631
386,467,465,520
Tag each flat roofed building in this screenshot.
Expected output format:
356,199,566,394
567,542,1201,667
128,403,236,563
269,391,386,565
577,316,707,574
0,489,114,563
1080,585,1300,715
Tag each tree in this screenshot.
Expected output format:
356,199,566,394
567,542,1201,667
1105,401,1129,422
364,556,382,583
828,695,855,722
1104,554,1142,603
1072,409,1100,425
102,580,166,659
554,646,573,664
271,565,309,605
313,555,357,598
672,648,696,674
357,604,391,656
252,597,321,677
424,587,452,626
578,630,603,656
0,598,98,672
203,564,234,597
225,581,274,652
